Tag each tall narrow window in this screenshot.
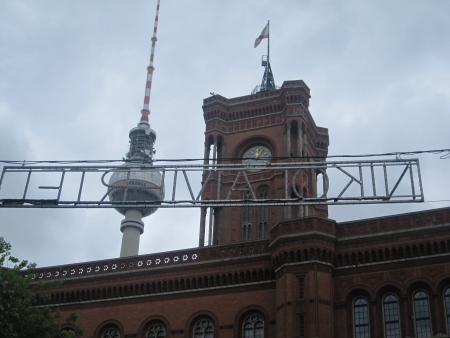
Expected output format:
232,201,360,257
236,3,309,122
383,294,400,338
298,314,305,337
146,323,166,338
298,276,304,299
243,314,264,338
258,187,268,239
242,224,252,241
445,287,450,335
243,190,253,241
414,290,432,338
291,186,300,219
194,319,214,338
354,297,370,338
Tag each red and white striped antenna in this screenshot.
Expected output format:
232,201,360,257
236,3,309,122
140,0,161,124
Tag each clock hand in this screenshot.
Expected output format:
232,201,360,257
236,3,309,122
255,148,260,159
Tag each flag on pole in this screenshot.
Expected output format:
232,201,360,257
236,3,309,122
254,23,269,48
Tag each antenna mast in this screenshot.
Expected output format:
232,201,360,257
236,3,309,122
141,0,161,124
253,20,276,93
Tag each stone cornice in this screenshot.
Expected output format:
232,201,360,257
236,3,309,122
30,240,270,283
38,280,276,308
202,81,310,108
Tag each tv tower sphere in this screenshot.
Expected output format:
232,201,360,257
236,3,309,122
107,120,165,258
107,122,165,217
108,166,164,217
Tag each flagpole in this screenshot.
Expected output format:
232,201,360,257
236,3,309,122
266,20,270,89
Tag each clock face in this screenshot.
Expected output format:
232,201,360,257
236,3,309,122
242,146,271,170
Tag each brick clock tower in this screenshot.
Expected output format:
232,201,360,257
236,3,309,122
199,80,330,247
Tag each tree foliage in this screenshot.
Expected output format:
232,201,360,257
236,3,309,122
0,237,85,338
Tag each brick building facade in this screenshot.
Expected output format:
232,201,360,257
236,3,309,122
32,80,450,338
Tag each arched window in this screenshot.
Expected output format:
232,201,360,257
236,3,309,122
242,313,264,338
258,187,268,239
413,290,432,337
383,294,400,338
193,319,214,338
445,287,450,335
101,326,120,338
354,297,370,338
146,322,166,338
243,190,253,241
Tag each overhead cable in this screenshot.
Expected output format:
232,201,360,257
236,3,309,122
0,148,449,166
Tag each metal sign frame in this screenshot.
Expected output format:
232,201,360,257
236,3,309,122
0,159,424,208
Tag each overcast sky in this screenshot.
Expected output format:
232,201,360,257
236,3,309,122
1,0,449,268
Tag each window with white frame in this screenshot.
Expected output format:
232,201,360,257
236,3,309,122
193,319,214,338
146,322,166,338
258,187,268,239
354,297,370,338
413,290,432,338
444,287,450,335
101,326,120,338
243,313,264,338
383,294,400,338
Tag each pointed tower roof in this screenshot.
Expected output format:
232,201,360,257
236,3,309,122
259,55,276,92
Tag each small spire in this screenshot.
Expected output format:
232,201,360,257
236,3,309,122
259,56,276,91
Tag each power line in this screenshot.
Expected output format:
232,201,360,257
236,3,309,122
422,199,450,203
0,148,449,166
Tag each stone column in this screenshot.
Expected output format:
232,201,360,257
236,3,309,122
286,124,291,157
203,141,210,166
208,207,214,246
199,207,207,247
303,131,308,157
220,143,225,164
200,140,211,247
212,207,221,245
284,170,291,219
212,139,217,166
400,295,411,337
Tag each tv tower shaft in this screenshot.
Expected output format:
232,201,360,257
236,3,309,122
108,0,165,258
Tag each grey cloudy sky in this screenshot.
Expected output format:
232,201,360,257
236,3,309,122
1,0,449,268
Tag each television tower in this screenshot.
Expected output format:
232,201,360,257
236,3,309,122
107,0,164,258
